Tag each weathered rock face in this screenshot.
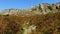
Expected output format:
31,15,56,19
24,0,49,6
0,9,21,15
0,2,60,16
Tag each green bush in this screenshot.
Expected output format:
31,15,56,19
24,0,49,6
47,6,52,10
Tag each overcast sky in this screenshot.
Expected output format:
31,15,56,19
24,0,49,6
0,0,60,10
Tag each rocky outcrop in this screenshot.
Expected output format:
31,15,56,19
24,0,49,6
0,2,60,16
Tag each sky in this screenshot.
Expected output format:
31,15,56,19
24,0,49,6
0,0,60,10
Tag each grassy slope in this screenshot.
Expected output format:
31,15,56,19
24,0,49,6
0,11,60,34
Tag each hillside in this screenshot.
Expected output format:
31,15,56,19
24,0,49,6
0,2,60,34
0,3,60,16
